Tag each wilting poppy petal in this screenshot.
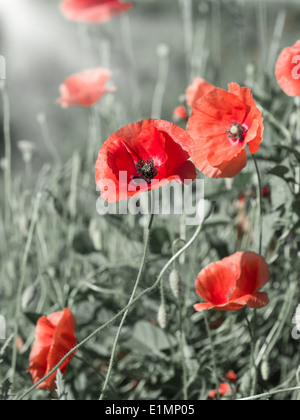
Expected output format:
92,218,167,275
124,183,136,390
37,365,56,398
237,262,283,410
187,83,264,179
60,0,133,23
194,252,269,313
95,119,197,203
28,308,77,391
186,77,215,108
275,40,300,96
57,68,116,108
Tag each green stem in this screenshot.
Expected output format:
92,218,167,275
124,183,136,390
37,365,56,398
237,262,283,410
99,211,155,400
74,354,119,400
0,82,11,227
11,192,42,385
18,202,214,400
253,154,263,256
178,295,188,400
237,385,300,401
251,154,264,396
203,311,220,400
245,311,257,396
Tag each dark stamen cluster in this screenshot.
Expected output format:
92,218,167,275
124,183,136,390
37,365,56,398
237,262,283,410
226,122,247,143
135,159,158,184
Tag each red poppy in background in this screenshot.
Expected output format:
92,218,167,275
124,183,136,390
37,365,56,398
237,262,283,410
275,40,300,96
208,382,231,400
194,251,269,312
28,308,77,391
187,83,264,178
172,105,188,122
57,68,116,108
60,0,132,23
95,119,197,202
225,370,237,384
185,77,215,108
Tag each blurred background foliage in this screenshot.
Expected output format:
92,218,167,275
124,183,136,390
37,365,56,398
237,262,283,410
1,0,300,400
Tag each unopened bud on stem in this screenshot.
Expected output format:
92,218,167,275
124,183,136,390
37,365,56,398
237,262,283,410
157,304,167,329
169,269,182,299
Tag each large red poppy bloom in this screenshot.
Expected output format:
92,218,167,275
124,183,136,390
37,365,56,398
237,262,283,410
57,68,116,108
28,308,77,391
60,0,132,23
186,77,215,108
194,252,269,312
187,83,264,178
95,119,197,203
275,40,300,96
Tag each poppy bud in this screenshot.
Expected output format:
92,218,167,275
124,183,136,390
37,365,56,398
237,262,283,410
157,304,167,329
293,304,300,332
17,140,36,164
169,269,182,299
261,359,270,382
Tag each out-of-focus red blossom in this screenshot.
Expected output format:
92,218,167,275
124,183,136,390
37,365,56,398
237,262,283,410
185,77,215,108
131,380,138,390
225,370,237,384
95,119,197,203
187,83,264,178
237,193,246,209
57,68,116,108
60,0,133,23
275,40,300,96
208,382,231,400
28,308,76,391
262,186,270,198
194,251,270,312
173,105,188,122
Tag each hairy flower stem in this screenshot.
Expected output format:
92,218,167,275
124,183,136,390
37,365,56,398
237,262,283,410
178,295,188,400
0,82,11,228
11,192,42,385
237,384,300,401
18,202,214,400
203,311,220,400
249,154,263,396
99,211,155,400
245,312,257,396
253,154,263,256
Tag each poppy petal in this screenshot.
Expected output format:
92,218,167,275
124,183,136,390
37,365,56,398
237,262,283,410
194,252,270,313
61,0,133,23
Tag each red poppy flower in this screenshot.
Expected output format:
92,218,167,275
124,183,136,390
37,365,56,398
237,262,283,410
275,40,300,96
194,251,269,312
187,83,264,178
60,0,133,23
185,77,215,108
173,105,188,122
57,68,116,108
28,308,77,391
225,370,237,384
95,119,197,203
208,382,231,400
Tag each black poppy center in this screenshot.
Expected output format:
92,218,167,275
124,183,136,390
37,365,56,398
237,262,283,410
226,122,247,143
135,159,158,184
